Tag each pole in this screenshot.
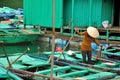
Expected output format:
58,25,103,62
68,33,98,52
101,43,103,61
56,34,74,61
0,41,11,68
9,48,30,66
50,0,55,80
71,0,74,34
92,56,115,63
89,0,92,26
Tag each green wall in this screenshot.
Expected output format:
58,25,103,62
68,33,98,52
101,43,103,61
24,0,63,28
23,0,114,28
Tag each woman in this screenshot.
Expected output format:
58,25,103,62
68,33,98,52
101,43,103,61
75,27,101,64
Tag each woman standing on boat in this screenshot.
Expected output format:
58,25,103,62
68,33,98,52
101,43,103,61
75,27,101,64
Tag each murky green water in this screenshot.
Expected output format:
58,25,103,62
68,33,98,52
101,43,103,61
0,0,23,9
0,41,51,56
0,40,79,56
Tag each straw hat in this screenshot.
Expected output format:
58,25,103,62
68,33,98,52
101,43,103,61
87,26,99,38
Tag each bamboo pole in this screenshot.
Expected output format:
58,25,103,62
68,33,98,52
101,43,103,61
48,19,74,62
7,48,30,68
50,0,55,80
56,34,74,61
11,48,30,65
1,41,11,68
92,56,115,63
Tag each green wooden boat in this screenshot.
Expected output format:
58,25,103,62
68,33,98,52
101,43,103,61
102,46,120,61
41,51,120,75
0,28,43,44
0,53,118,80
0,65,23,80
110,76,120,80
0,23,17,29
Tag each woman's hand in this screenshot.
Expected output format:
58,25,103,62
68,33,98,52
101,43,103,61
75,27,79,33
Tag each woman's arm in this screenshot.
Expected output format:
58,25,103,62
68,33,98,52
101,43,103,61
94,39,100,46
77,31,86,35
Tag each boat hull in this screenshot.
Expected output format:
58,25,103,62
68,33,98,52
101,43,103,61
0,29,42,44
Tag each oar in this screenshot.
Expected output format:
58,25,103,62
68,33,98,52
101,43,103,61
48,20,73,62
95,45,115,63
7,47,30,68
0,41,12,68
56,35,74,61
56,27,79,61
96,47,102,58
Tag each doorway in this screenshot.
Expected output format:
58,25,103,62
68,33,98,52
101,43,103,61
113,0,120,26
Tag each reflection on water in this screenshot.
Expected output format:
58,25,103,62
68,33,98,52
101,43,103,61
0,41,51,56
0,40,73,56
0,40,98,56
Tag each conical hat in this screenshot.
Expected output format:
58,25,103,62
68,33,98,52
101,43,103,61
87,26,99,38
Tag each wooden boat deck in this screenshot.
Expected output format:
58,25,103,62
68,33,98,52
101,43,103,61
0,54,118,80
0,65,23,80
40,51,120,75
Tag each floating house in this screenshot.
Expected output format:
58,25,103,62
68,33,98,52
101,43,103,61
24,0,120,27
23,0,120,41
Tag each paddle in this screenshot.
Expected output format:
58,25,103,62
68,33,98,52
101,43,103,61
7,47,30,68
96,44,108,58
48,19,73,62
96,46,102,58
0,41,11,68
56,35,74,61
95,45,115,63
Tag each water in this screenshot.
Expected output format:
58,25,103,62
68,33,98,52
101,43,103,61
0,41,51,56
0,0,23,9
0,39,99,56
0,39,75,56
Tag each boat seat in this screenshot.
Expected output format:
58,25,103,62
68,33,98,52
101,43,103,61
35,66,71,74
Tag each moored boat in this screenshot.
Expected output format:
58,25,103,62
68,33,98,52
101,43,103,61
102,46,120,61
40,51,120,75
0,28,43,44
0,53,118,80
0,65,23,80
